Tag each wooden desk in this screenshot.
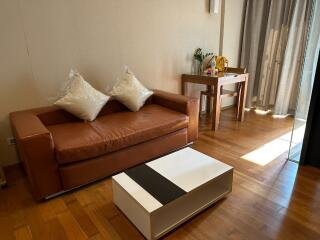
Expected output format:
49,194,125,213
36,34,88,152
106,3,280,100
181,73,248,131
0,166,6,187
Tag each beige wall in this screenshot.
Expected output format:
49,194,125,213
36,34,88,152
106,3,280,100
221,0,245,107
0,0,243,166
223,0,244,66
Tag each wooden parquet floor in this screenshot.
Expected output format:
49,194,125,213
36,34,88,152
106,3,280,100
1,108,320,240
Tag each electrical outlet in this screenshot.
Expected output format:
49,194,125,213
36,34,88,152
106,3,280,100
6,137,16,145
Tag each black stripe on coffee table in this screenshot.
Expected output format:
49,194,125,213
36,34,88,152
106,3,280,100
125,164,186,205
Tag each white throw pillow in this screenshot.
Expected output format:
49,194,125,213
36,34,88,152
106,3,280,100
54,70,110,121
109,68,153,111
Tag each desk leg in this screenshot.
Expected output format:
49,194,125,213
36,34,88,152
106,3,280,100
238,79,248,122
206,85,212,114
212,84,221,131
181,79,186,96
236,83,242,120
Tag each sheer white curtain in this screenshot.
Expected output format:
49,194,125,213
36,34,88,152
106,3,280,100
295,0,320,119
240,0,312,115
274,0,309,115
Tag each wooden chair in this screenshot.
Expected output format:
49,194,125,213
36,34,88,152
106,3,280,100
199,67,247,119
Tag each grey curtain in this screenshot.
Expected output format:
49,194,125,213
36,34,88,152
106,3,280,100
240,0,312,115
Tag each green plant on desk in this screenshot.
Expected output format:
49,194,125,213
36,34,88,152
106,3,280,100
194,48,213,74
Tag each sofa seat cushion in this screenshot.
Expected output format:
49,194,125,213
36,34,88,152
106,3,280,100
47,122,106,164
90,104,188,154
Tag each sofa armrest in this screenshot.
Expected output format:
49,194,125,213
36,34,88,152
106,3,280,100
10,111,62,200
152,90,199,143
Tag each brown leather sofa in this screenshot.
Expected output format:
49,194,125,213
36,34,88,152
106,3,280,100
10,90,199,201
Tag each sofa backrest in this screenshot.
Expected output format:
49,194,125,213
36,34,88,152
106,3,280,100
37,108,81,126
97,99,130,117
37,97,155,126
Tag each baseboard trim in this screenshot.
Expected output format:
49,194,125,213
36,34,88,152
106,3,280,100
221,104,237,111
199,104,237,115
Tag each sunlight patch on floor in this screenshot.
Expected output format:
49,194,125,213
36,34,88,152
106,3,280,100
241,125,306,166
272,114,290,119
254,109,271,115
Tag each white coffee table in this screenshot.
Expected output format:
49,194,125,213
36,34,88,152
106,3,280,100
112,147,233,240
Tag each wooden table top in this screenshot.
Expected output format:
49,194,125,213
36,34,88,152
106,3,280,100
182,73,248,86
